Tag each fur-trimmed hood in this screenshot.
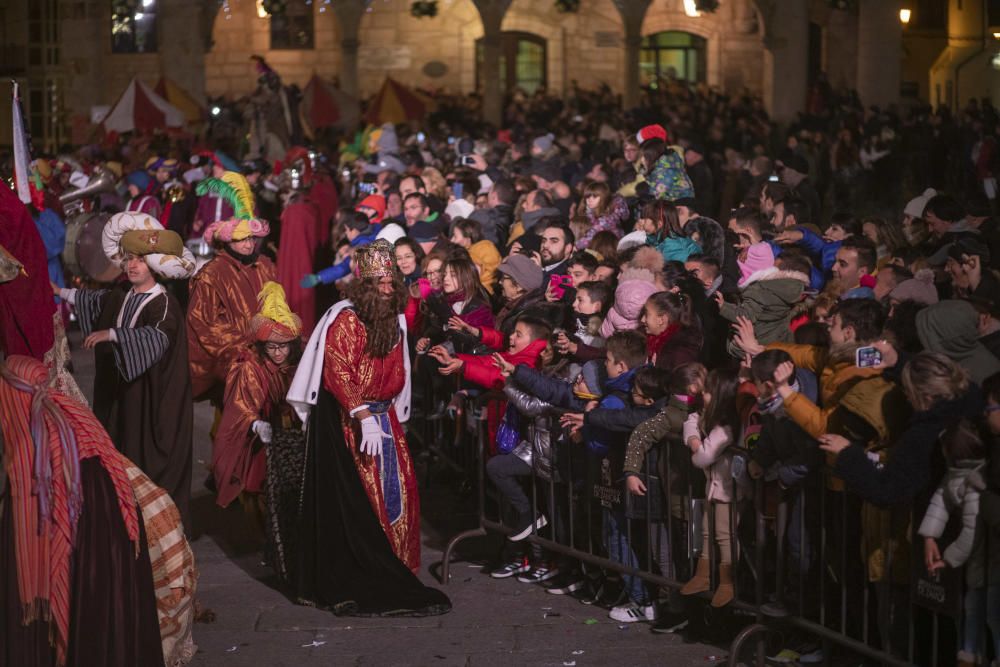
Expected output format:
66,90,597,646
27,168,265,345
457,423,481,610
738,267,811,289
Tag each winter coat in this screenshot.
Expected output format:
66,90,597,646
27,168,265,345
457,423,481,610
918,459,986,574
421,293,495,354
469,204,514,247
834,388,983,508
719,268,809,357
509,364,587,412
647,151,695,201
503,384,557,482
916,300,1000,385
684,413,744,502
750,370,823,479
648,233,702,263
458,337,547,390
580,368,639,457
579,195,629,248
600,269,659,338
468,240,502,294
766,342,888,440
623,397,690,476
651,323,704,371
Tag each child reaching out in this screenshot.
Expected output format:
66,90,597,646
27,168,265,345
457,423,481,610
681,368,744,608
918,418,997,667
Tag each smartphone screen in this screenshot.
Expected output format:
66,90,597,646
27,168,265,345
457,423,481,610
453,182,463,199
855,346,883,368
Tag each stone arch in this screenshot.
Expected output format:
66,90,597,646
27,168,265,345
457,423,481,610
640,12,724,89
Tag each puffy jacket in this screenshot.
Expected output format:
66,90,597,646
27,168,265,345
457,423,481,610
468,240,502,294
579,195,629,248
504,384,557,482
647,151,695,201
469,204,514,247
918,459,986,568
684,413,745,502
600,268,659,338
316,227,380,284
719,267,809,357
458,337,547,390
649,233,701,263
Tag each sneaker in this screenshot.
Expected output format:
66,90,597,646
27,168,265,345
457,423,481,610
517,564,559,584
650,610,689,634
609,601,657,623
797,646,824,664
760,600,790,618
490,556,530,579
766,648,800,664
544,573,585,595
509,514,547,541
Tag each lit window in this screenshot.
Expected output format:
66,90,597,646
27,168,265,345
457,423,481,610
111,0,157,53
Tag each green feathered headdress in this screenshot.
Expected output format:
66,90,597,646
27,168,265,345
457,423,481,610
195,171,257,220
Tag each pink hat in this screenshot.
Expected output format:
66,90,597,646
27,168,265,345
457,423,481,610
737,242,775,286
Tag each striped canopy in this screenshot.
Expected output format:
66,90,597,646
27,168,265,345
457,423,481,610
363,77,433,125
154,77,206,124
100,77,185,133
301,74,359,131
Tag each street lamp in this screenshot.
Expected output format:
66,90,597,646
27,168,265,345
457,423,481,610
899,8,911,24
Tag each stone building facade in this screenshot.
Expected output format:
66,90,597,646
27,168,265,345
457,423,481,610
0,0,913,149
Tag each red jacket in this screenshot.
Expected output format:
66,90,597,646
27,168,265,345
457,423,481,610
458,337,547,390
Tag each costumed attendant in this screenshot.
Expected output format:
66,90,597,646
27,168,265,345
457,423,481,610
276,148,326,334
0,355,164,667
125,169,163,218
187,173,277,403
287,240,451,616
212,283,302,563
56,211,197,530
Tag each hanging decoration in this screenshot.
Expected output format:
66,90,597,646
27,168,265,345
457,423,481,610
554,0,580,12
410,0,437,18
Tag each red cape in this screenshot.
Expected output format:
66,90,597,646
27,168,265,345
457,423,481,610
0,182,55,359
277,199,325,335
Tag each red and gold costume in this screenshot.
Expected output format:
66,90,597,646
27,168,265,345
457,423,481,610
186,251,277,400
321,308,420,571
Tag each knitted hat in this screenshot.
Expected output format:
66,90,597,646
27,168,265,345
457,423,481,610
497,253,543,291
737,242,775,286
903,188,937,220
580,359,607,397
250,282,302,343
356,194,386,224
889,269,938,306
636,124,669,144
125,170,152,191
533,133,555,153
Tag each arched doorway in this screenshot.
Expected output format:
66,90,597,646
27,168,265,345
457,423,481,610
475,31,547,95
639,31,707,87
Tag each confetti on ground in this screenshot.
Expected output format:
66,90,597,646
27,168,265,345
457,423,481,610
583,618,598,625
226,646,238,652
572,650,585,655
300,640,327,648
543,612,561,618
563,662,576,666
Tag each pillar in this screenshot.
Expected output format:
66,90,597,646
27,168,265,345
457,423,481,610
612,0,652,111
471,0,512,127
161,0,208,104
332,0,366,100
856,0,902,109
756,0,808,123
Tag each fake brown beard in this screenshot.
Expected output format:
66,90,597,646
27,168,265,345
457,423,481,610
345,277,408,358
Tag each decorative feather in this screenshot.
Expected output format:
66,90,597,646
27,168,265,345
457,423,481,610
195,175,255,220
220,171,256,219
257,281,299,334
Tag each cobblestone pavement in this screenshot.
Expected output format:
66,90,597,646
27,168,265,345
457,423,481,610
69,332,729,667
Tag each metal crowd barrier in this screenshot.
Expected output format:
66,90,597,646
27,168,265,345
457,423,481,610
422,387,992,667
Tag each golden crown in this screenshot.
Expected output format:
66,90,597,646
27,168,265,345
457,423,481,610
356,239,398,279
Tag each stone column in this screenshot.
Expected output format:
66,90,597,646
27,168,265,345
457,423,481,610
332,0,366,100
471,0,512,127
755,0,808,123
612,0,652,111
160,0,208,104
856,0,901,109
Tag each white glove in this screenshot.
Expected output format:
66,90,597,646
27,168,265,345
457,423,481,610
252,420,273,444
359,416,388,457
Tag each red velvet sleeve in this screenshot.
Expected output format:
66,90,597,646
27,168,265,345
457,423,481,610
478,326,506,351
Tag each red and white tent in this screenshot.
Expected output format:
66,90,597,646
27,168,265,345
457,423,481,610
100,77,185,133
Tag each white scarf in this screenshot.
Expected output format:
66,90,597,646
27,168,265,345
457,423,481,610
286,299,411,425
